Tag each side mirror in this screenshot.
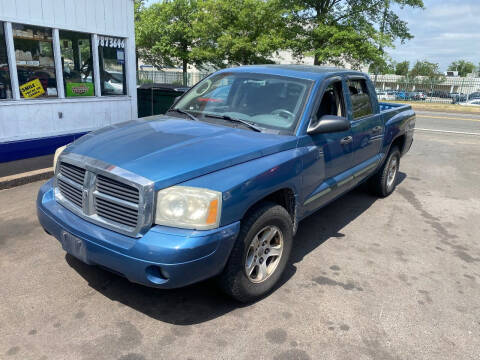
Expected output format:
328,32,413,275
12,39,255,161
307,115,350,134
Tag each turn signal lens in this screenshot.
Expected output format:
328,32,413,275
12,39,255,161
206,199,219,225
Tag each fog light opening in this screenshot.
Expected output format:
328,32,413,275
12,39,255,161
145,265,169,284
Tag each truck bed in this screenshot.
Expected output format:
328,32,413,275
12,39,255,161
379,101,414,125
379,102,412,113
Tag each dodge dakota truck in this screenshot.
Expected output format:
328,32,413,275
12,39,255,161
37,65,415,302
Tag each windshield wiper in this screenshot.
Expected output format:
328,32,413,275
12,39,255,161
168,108,199,122
203,113,262,132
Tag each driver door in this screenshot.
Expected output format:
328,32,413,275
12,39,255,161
302,77,354,211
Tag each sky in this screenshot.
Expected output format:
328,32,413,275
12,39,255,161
388,0,480,71
144,0,479,72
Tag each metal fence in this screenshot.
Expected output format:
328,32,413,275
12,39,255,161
370,74,480,104
136,70,480,105
137,70,211,87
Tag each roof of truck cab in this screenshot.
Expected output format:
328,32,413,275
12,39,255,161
216,65,366,81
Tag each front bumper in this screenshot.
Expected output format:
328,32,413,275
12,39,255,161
37,179,240,288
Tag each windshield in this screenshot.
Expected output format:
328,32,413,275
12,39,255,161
173,72,313,132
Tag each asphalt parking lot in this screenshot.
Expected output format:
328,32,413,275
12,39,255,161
1,111,479,360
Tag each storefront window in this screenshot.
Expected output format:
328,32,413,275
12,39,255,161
13,24,57,99
0,23,12,99
98,36,126,96
60,30,94,97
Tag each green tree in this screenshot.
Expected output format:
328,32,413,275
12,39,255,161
199,0,286,67
135,0,208,81
282,0,424,68
135,0,286,80
368,60,395,74
409,60,444,85
134,0,144,19
395,60,409,76
448,60,476,77
409,60,440,77
134,0,145,71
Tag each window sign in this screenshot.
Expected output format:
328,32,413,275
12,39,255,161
66,82,94,97
19,78,45,98
0,23,13,99
13,24,57,99
60,30,94,97
98,36,126,96
116,49,125,64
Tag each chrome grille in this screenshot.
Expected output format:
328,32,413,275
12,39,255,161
54,154,155,238
57,162,86,208
94,176,139,228
57,178,83,208
95,197,138,228
96,175,140,203
59,162,86,185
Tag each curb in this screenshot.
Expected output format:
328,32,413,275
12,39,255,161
0,168,53,190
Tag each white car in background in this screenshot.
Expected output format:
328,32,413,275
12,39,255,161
459,99,480,106
377,91,396,101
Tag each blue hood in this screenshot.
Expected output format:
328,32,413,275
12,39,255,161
67,116,297,189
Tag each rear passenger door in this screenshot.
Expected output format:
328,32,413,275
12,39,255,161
346,77,384,169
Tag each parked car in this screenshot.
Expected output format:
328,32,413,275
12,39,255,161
418,92,427,100
410,91,427,101
396,91,410,100
428,90,449,99
37,65,415,302
376,90,395,101
449,93,468,103
468,92,480,101
459,99,480,106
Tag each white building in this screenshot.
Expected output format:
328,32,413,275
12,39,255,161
0,0,137,165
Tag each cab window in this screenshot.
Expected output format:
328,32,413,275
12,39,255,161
347,79,373,118
316,81,345,119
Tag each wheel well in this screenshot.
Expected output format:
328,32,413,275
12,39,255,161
244,188,296,222
391,134,406,154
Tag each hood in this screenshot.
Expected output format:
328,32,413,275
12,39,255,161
67,116,297,189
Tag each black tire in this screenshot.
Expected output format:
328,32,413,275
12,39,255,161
218,202,293,303
369,146,401,197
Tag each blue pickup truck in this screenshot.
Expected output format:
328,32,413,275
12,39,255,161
37,65,415,302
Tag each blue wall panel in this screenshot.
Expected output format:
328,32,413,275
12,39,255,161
0,132,88,163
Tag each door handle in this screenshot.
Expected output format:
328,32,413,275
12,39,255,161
340,136,353,145
372,126,383,134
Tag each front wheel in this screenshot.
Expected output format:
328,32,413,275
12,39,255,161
369,146,401,197
218,202,293,303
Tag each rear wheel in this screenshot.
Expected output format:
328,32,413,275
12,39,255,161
218,202,293,302
369,146,401,197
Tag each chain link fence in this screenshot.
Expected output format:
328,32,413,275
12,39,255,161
136,70,212,117
137,70,211,87
136,70,480,114
370,74,480,104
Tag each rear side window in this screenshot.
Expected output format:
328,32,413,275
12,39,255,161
347,79,373,119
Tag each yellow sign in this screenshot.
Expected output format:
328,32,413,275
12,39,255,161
19,79,45,99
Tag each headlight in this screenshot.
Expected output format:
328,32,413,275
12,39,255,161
53,145,67,173
155,186,222,230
